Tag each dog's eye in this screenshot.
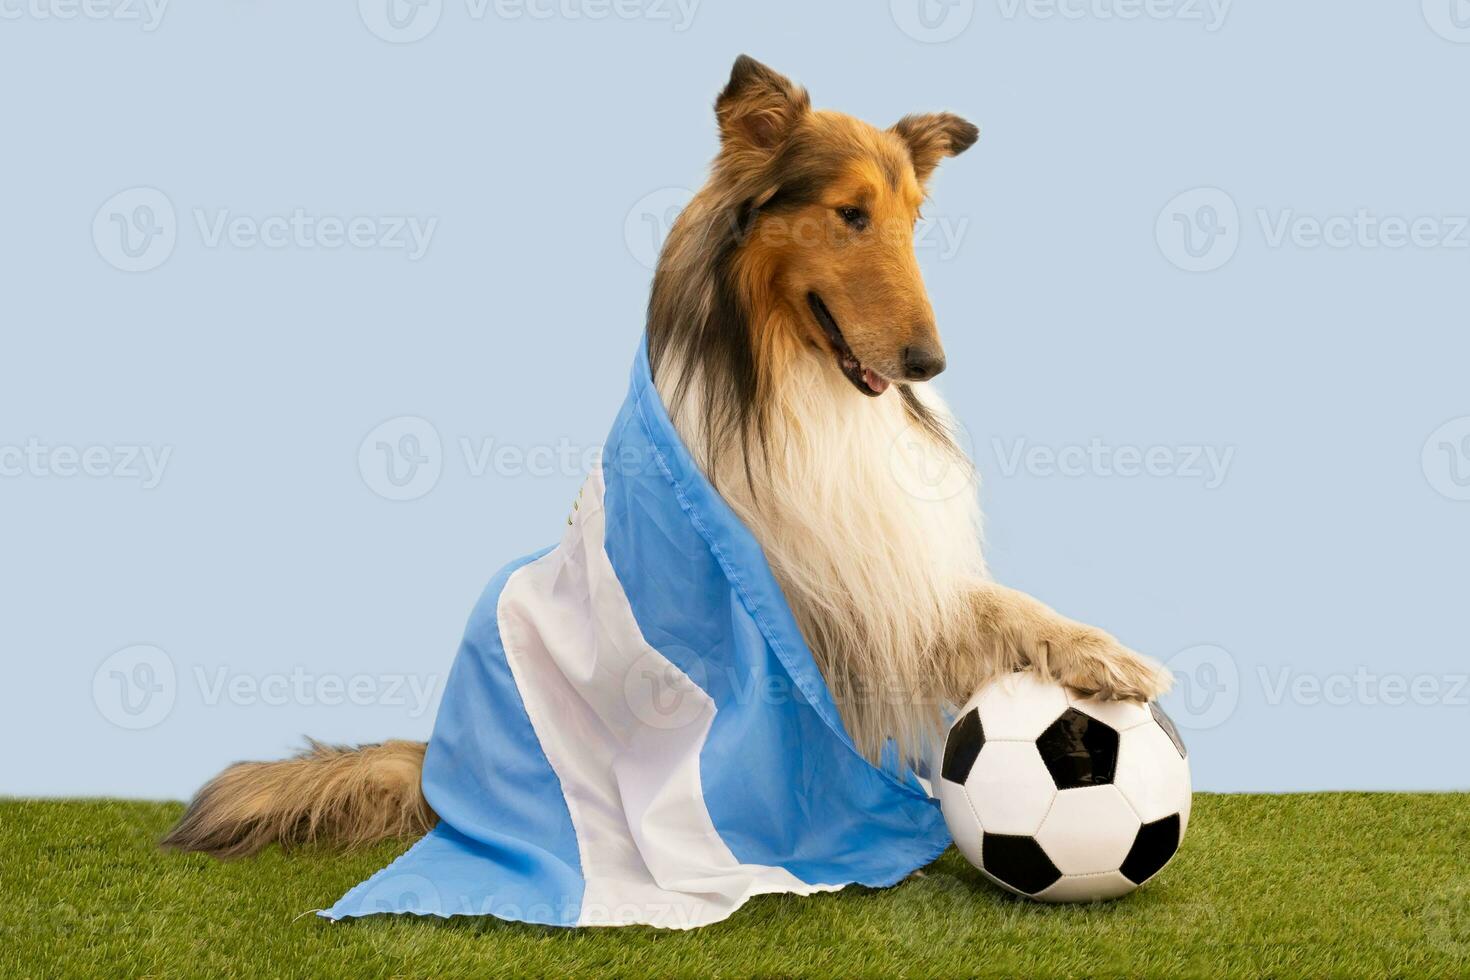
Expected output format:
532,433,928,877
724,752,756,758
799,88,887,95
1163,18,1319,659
837,206,868,230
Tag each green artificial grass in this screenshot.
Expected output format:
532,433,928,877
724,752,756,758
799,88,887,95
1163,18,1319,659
5,795,1468,978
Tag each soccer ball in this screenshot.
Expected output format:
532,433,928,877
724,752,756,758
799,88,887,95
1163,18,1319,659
933,673,1191,902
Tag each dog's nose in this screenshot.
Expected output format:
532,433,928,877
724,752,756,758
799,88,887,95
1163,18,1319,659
902,344,946,381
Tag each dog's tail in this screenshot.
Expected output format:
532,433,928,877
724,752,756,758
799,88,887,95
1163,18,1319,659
161,739,436,859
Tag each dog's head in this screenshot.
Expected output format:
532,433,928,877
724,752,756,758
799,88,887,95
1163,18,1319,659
714,55,977,397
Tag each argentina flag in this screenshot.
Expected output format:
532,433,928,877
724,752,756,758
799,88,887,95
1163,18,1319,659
323,339,951,929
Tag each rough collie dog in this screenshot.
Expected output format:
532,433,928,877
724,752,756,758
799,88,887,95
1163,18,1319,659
163,56,1169,859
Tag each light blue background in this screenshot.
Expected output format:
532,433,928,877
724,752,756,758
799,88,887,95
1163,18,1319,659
3,0,1467,799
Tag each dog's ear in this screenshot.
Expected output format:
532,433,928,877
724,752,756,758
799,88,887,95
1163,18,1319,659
716,55,810,154
890,113,979,184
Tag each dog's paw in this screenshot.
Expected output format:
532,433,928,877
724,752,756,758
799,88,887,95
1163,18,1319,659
1037,627,1172,703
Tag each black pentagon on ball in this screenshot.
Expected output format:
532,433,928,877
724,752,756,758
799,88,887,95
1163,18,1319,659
942,708,985,784
1120,814,1182,885
981,833,1062,896
1150,702,1187,759
1035,707,1119,789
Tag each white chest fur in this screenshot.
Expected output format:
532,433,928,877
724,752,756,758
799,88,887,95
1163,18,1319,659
661,357,987,760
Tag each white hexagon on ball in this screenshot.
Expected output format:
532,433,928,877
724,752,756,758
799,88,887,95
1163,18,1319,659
969,672,1068,741
1115,720,1193,828
963,742,1056,836
1034,785,1140,877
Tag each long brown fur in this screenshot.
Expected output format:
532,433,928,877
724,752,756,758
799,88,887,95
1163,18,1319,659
161,740,434,858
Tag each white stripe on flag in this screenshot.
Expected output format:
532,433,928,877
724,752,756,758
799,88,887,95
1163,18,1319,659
496,465,837,929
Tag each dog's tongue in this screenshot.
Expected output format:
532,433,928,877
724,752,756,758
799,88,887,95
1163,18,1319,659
863,368,891,395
